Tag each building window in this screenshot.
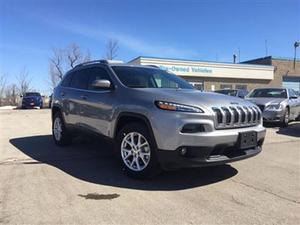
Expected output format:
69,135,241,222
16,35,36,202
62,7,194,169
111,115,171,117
235,84,247,90
189,82,204,91
220,84,233,89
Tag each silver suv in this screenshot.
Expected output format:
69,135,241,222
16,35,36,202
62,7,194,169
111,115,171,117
51,60,266,178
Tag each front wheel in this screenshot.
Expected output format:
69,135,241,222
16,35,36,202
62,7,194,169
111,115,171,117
280,108,289,127
115,122,161,179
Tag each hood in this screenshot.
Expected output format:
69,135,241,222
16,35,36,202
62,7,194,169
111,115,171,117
246,97,286,105
134,88,255,110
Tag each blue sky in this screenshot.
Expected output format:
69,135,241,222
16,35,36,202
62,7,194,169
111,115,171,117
0,0,299,94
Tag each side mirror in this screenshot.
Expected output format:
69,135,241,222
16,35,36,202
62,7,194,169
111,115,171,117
20,94,23,97
92,79,112,89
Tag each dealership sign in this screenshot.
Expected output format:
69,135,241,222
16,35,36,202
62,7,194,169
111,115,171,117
159,65,213,74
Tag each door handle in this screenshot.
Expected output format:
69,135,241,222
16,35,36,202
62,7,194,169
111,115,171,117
80,95,87,100
61,91,65,97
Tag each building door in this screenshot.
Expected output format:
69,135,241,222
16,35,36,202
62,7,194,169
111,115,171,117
283,76,300,94
189,82,204,91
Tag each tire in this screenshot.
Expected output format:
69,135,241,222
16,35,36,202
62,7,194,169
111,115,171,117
52,112,72,146
115,122,161,179
296,112,300,121
280,107,289,127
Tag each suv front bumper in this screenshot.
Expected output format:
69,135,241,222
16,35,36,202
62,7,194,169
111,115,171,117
150,111,266,169
157,143,263,170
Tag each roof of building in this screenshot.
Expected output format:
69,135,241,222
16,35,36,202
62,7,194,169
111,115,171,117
242,56,300,63
128,56,273,68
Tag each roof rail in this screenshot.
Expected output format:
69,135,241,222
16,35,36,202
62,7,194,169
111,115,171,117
147,65,160,68
74,59,124,68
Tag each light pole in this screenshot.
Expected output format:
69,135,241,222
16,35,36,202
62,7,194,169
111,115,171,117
294,41,300,69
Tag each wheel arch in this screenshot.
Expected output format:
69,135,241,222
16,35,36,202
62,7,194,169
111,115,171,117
114,112,157,148
51,105,63,121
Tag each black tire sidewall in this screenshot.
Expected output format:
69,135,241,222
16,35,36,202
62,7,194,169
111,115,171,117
52,112,71,146
115,122,160,179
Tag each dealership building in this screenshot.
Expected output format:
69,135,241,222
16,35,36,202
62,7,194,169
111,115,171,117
129,56,300,92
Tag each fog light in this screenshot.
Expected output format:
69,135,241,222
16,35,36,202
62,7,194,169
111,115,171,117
180,147,187,155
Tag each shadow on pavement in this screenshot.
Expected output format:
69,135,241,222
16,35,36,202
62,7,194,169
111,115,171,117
276,122,300,138
9,135,238,191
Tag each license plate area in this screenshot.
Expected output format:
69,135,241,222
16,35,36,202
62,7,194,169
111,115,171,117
238,131,257,149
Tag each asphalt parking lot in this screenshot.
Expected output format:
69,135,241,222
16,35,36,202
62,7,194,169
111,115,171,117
0,109,299,224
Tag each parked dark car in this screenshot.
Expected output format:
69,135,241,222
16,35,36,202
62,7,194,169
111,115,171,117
215,89,249,98
48,94,53,108
21,92,43,109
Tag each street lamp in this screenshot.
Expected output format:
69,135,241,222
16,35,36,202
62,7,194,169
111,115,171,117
294,41,300,69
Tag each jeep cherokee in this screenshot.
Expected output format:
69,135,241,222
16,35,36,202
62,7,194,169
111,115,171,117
51,60,266,178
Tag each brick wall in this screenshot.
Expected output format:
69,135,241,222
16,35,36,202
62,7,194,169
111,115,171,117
270,59,300,87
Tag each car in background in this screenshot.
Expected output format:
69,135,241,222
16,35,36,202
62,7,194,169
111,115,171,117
21,92,43,109
48,94,53,108
214,89,249,98
246,88,300,127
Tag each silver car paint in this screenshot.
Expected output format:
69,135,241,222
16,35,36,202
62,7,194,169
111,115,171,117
246,89,300,121
53,64,266,151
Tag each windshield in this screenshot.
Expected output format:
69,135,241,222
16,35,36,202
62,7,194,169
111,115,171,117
215,89,237,96
24,92,41,97
112,66,194,89
248,88,287,98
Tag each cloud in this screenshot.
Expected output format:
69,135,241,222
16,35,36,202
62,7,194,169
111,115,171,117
4,5,198,58
36,14,198,58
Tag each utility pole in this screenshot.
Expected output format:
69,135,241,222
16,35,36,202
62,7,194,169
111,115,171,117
294,41,300,69
265,40,268,56
233,54,237,63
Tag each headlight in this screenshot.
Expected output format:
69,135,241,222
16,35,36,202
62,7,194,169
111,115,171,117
155,101,204,113
265,103,282,110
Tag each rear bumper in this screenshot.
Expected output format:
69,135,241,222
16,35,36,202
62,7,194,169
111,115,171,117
22,102,41,108
22,103,37,108
157,141,263,170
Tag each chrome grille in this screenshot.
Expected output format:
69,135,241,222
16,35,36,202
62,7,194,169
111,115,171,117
212,105,261,129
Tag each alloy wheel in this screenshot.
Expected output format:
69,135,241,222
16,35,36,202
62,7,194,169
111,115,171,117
121,132,151,171
53,117,62,141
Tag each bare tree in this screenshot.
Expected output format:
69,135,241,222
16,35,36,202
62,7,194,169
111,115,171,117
84,49,91,62
50,48,64,79
0,74,6,106
5,83,17,105
48,48,65,90
16,68,31,95
105,38,119,60
48,43,91,90
66,43,83,68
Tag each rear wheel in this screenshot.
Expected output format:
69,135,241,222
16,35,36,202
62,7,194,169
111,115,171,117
52,112,72,146
280,107,289,127
115,122,161,179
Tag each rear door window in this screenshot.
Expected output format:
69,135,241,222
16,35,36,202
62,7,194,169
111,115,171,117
69,69,90,89
61,73,73,87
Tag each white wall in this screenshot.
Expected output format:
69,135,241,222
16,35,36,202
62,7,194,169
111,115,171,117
133,57,274,80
